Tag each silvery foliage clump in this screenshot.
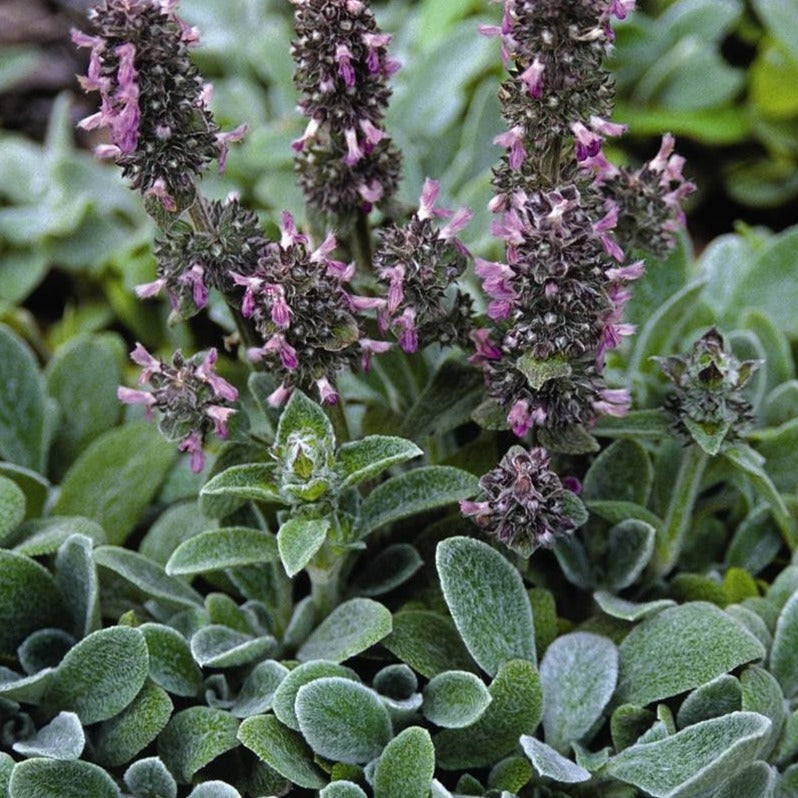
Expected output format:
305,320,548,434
1,0,798,796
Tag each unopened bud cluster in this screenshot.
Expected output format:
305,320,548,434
291,0,402,218
461,446,577,556
657,328,759,453
374,179,474,353
72,0,244,212
117,345,239,473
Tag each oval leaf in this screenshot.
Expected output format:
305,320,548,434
275,389,335,448
373,726,435,798
53,423,175,545
272,661,359,731
55,533,101,638
437,536,536,676
519,736,591,784
295,677,392,764
616,602,765,706
605,711,772,798
190,626,276,668
335,436,422,489
157,707,240,784
123,757,177,798
140,623,202,698
92,680,173,768
237,714,326,789
12,712,84,760
277,517,330,578
357,466,479,538
231,660,289,718
0,323,48,472
422,671,492,729
540,632,618,753
0,550,67,655
94,545,203,609
351,544,423,597
434,659,543,771
166,527,279,576
297,598,392,663
8,758,120,798
45,627,149,724
770,590,798,698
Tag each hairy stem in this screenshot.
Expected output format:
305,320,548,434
651,445,709,578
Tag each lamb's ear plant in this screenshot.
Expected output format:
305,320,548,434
2,0,798,797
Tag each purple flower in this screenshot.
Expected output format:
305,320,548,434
119,346,238,473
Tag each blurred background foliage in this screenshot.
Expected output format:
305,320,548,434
0,0,796,359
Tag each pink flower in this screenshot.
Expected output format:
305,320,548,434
335,43,356,87
178,430,205,473
520,56,545,98
494,126,526,170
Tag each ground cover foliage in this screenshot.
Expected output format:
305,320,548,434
1,1,798,797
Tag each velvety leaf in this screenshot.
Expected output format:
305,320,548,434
186,781,241,798
594,591,676,622
771,590,798,698
140,623,202,698
199,464,285,518
383,610,478,678
12,712,84,760
357,466,479,538
0,666,54,704
351,544,423,597
605,711,772,798
15,516,106,557
237,714,325,789
0,462,48,521
277,517,330,577
741,666,786,760
45,335,122,477
0,323,48,472
437,536,536,675
92,680,173,767
606,520,657,591
434,659,543,770
676,675,742,728
585,500,663,532
0,549,68,654
552,535,594,590
728,227,798,336
123,757,177,798
54,534,101,638
139,501,212,566
714,762,776,798
157,707,240,784
272,661,359,731
582,440,653,506
45,627,149,724
190,626,276,668
398,357,483,441
335,436,422,489
94,545,202,609
231,660,289,718
373,726,435,798
320,782,367,798
540,632,618,753
519,736,591,784
616,602,765,706
297,598,392,662
275,389,335,448
295,677,392,764
53,423,175,545
537,424,599,455
0,475,25,542
8,758,120,798
166,528,279,576
17,629,74,675
422,671,491,729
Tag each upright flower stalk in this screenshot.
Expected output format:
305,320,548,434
473,0,694,438
290,0,402,221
